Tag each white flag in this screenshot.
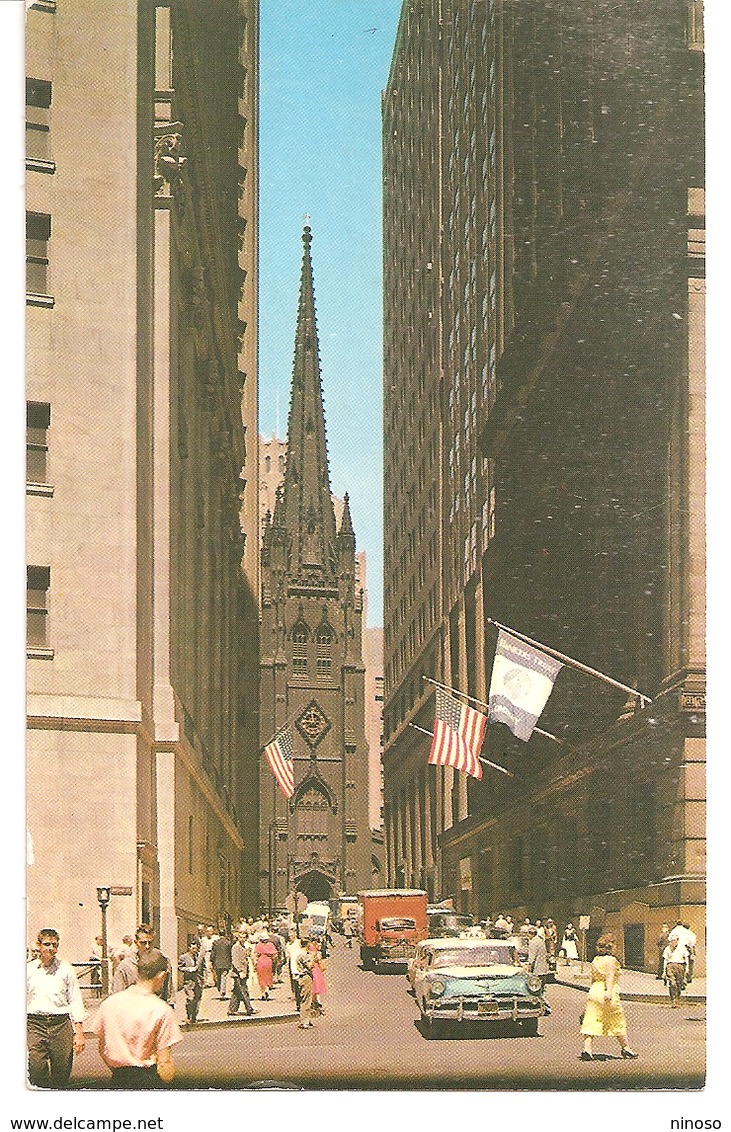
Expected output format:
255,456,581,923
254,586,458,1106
488,629,562,741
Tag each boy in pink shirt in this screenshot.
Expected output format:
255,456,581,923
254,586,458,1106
90,949,182,1088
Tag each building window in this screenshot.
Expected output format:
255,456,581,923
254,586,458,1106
27,212,51,296
316,627,333,674
27,402,50,485
27,566,50,650
26,78,52,166
292,621,309,674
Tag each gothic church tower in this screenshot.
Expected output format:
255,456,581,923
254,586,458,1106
259,227,371,909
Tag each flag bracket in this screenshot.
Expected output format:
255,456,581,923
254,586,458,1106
422,675,565,746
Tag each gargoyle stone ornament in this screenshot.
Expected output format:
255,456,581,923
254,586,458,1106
154,123,187,197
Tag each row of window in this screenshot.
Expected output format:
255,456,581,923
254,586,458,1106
27,75,54,299
27,64,54,651
292,623,333,676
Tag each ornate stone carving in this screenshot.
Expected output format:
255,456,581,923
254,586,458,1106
295,700,331,749
154,122,188,197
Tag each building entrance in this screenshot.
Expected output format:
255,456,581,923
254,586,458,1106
297,870,332,902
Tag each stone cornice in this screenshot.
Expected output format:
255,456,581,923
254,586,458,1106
27,693,143,725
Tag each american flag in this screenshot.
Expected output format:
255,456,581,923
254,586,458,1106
263,725,295,798
428,687,486,780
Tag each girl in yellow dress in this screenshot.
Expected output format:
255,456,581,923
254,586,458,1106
579,933,638,1060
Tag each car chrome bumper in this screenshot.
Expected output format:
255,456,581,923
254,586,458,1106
425,996,545,1023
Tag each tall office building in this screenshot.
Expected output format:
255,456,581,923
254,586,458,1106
26,0,260,959
382,0,705,970
259,227,372,909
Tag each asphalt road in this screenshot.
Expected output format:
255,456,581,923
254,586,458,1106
72,937,706,1091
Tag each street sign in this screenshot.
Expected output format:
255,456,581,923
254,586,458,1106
578,915,590,930
110,886,133,896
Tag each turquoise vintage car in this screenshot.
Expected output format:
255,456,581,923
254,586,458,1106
413,938,547,1038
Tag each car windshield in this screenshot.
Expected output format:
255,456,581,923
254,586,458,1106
380,917,416,931
431,944,515,968
429,914,473,933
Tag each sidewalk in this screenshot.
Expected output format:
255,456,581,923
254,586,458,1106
82,974,299,1034
173,975,299,1032
552,963,706,1005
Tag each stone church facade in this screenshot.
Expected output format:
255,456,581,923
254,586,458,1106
259,228,371,910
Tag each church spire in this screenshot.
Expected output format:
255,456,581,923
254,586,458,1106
277,226,338,580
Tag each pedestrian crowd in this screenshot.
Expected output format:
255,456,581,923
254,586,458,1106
26,910,699,1087
476,913,573,972
26,909,336,1089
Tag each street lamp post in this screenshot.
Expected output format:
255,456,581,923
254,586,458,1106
96,886,111,996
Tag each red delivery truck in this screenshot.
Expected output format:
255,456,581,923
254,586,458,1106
358,889,428,972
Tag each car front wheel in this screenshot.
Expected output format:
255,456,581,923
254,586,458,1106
521,1017,539,1037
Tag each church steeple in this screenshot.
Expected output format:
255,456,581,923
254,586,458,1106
275,226,338,581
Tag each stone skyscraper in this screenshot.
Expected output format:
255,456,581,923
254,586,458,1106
26,0,260,959
382,0,705,971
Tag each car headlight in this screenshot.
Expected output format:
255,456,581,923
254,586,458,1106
527,975,542,993
429,978,446,996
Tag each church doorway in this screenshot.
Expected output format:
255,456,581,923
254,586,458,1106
297,871,332,902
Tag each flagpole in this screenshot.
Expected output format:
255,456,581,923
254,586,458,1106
422,675,565,746
486,618,652,705
407,723,518,778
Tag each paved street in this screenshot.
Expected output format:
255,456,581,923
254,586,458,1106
72,937,705,1091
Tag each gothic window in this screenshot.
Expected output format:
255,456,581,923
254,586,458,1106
316,625,333,674
292,620,309,674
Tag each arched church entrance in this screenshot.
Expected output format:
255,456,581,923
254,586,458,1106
297,871,333,902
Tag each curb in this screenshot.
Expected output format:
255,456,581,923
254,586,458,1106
180,1011,298,1032
551,977,705,1006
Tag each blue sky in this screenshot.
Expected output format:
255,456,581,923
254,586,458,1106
259,0,403,627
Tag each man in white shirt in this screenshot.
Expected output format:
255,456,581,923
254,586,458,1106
285,929,305,1008
27,928,86,1087
90,949,182,1088
663,933,689,1007
198,925,218,987
672,921,698,982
